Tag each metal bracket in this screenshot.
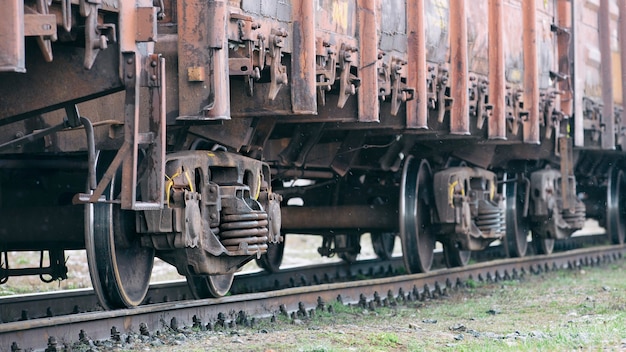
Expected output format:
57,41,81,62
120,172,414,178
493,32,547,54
31,0,57,62
268,27,288,100
228,14,264,96
82,1,117,69
506,87,525,136
74,52,165,211
583,98,603,142
337,44,359,108
315,40,337,107
436,67,451,123
470,76,492,129
390,58,414,116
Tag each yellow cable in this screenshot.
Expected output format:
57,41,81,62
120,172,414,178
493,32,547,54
254,174,262,200
448,180,458,207
184,170,195,193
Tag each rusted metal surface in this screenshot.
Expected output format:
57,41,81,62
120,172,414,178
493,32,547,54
620,0,626,149
449,0,469,135
600,0,615,150
0,0,25,73
357,0,380,122
522,0,540,144
176,0,230,120
0,43,123,123
281,205,398,231
556,0,572,118
290,0,317,115
488,0,506,139
406,0,428,129
572,0,585,147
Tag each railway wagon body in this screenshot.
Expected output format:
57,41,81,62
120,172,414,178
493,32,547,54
0,0,625,309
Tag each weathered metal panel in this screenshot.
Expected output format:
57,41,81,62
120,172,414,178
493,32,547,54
466,1,489,75
0,43,123,122
503,1,524,86
619,0,626,148
0,0,25,73
315,0,357,37
380,0,407,53
572,0,621,148
424,0,449,64
242,0,291,22
536,0,557,90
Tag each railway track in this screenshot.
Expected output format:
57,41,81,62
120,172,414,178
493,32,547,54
1,235,622,352
0,233,606,324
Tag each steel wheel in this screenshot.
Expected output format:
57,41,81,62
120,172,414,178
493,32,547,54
186,273,235,299
335,234,360,263
85,170,154,309
443,241,471,268
400,156,435,273
256,235,286,272
504,174,529,257
532,233,554,255
371,232,396,260
607,167,626,245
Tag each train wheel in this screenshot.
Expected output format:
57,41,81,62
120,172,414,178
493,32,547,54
607,167,626,245
504,175,529,257
85,177,154,309
371,232,396,260
443,241,471,268
256,236,286,273
400,156,435,273
186,273,235,299
532,233,554,255
336,234,360,263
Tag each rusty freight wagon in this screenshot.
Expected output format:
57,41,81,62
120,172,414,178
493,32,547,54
0,0,624,309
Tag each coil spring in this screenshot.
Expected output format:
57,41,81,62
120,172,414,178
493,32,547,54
561,202,586,229
475,201,506,235
219,212,269,254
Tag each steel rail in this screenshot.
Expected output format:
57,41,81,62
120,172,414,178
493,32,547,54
1,242,623,352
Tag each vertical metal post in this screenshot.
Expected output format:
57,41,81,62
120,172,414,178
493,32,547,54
0,0,25,72
450,0,469,135
572,0,584,146
291,0,317,115
556,0,572,118
207,0,230,120
407,0,428,129
357,0,379,122
177,0,230,120
600,0,615,149
619,0,626,148
488,0,506,139
522,0,540,144
121,51,141,209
